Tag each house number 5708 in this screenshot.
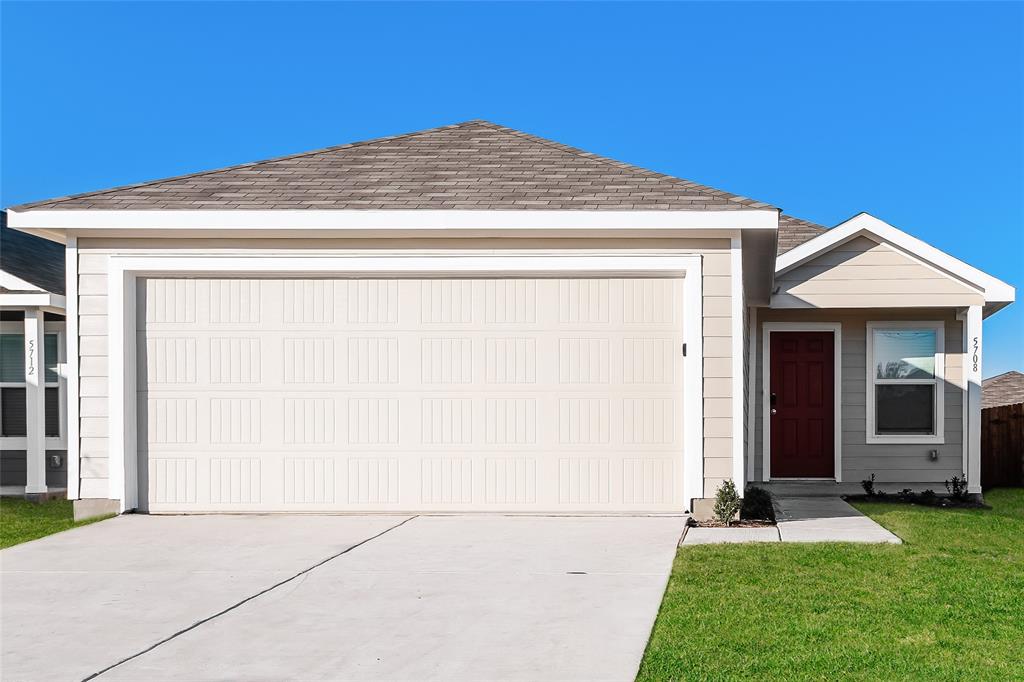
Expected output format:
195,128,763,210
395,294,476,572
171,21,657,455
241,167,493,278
972,336,979,373
27,338,36,376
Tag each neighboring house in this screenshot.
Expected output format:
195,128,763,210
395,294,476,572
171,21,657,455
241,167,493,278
4,120,1015,518
983,371,1024,409
0,213,68,497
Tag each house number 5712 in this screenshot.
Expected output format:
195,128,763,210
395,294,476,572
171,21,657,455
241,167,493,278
27,338,36,376
972,336,979,373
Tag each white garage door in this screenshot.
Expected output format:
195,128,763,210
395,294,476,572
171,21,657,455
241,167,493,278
138,277,686,512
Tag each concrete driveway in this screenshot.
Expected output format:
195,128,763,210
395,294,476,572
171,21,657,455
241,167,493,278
1,514,685,681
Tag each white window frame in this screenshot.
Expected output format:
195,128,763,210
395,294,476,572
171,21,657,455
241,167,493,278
866,321,944,445
0,319,67,449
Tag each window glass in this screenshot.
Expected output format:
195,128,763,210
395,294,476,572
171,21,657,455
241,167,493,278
44,334,59,383
876,384,935,434
1,387,27,437
0,334,25,382
873,329,936,380
45,386,60,437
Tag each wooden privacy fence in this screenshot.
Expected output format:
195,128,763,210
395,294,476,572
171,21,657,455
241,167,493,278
981,403,1024,489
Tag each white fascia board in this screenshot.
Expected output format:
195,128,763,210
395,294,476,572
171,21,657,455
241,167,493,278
0,270,47,293
6,208,779,235
776,213,1015,305
0,292,66,310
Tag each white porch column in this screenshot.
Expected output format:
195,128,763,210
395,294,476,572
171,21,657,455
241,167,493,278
24,308,47,495
965,305,983,494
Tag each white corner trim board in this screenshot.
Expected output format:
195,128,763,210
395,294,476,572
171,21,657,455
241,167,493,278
65,236,80,500
7,208,779,234
730,237,745,489
760,322,843,483
775,213,1015,306
106,253,705,512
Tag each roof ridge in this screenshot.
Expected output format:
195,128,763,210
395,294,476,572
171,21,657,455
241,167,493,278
472,121,771,208
10,120,486,211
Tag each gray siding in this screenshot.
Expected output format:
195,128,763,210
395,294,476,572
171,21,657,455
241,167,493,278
752,308,965,485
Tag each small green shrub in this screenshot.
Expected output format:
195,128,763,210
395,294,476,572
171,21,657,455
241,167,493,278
861,474,877,497
945,475,970,501
919,489,937,504
713,480,741,526
898,488,915,502
741,486,775,521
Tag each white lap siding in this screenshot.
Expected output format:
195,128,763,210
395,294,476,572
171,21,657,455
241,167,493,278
72,237,736,507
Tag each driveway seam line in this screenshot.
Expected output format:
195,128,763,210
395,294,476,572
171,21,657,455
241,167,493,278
81,515,419,681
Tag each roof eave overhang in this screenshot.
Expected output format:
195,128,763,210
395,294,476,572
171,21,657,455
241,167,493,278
774,212,1015,314
6,208,779,241
0,292,66,311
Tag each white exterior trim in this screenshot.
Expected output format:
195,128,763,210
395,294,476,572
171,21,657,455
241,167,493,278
7,208,779,236
106,253,705,512
23,310,46,494
0,293,66,310
761,322,843,482
865,321,945,445
776,213,1015,307
65,236,80,499
965,306,983,493
730,237,745,489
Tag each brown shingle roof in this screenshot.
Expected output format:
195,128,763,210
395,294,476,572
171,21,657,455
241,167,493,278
10,120,777,212
777,214,828,255
983,371,1024,409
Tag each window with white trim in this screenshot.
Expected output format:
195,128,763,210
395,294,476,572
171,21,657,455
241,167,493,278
867,322,944,443
0,329,62,438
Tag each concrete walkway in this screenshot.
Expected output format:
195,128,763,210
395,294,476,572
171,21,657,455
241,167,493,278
681,497,901,545
1,514,686,681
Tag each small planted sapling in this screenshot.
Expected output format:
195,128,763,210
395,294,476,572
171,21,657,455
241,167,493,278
713,480,742,526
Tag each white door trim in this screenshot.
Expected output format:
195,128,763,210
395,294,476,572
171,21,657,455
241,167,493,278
108,254,705,512
760,322,842,482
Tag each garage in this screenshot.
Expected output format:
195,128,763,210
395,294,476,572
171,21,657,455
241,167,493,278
138,276,687,512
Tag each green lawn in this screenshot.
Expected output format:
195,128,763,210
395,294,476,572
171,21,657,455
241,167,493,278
0,497,112,549
638,488,1024,681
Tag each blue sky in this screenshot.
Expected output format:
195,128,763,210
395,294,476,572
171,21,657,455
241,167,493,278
2,1,1021,375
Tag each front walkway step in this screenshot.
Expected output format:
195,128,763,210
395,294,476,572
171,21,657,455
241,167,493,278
775,497,902,544
679,497,902,545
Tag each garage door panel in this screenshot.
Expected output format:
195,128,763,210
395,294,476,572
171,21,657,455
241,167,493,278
139,277,686,512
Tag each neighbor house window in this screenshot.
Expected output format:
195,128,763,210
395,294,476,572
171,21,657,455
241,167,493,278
866,322,944,443
0,331,62,438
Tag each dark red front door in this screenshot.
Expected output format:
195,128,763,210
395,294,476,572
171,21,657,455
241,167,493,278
770,331,835,478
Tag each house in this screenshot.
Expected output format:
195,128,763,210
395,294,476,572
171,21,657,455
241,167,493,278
0,213,68,498
4,120,1015,519
982,371,1024,409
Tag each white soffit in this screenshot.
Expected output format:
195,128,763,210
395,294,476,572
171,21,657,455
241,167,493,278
775,212,1015,306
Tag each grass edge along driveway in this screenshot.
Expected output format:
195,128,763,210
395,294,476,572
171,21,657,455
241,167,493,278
0,498,112,549
638,489,1024,681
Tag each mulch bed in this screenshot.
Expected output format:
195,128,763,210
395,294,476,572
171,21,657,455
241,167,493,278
842,494,989,509
689,518,776,528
